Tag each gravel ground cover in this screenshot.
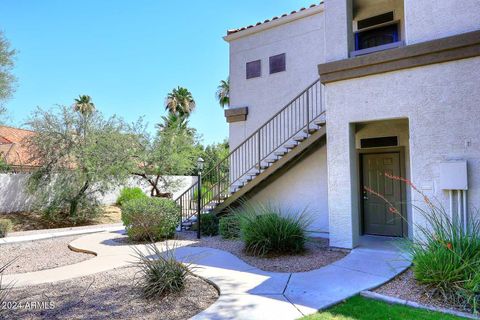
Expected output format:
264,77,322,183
374,269,474,314
2,266,219,320
0,236,94,275
176,231,348,273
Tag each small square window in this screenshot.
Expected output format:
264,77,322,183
269,53,286,74
246,60,261,79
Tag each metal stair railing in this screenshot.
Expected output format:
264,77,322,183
175,79,324,227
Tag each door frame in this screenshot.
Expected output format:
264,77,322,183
357,147,408,238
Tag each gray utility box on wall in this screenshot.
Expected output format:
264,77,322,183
439,161,468,190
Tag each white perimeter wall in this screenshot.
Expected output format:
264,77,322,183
0,174,197,214
228,10,325,149
326,57,480,248
250,144,329,236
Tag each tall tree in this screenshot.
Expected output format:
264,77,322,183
165,87,196,117
26,105,139,223
73,95,96,116
0,31,17,122
133,124,199,198
216,78,230,108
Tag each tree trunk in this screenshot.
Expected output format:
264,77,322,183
69,180,90,222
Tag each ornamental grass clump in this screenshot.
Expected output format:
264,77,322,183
133,243,190,299
365,173,480,313
232,202,312,256
0,219,13,238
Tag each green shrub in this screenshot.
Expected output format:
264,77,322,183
133,243,189,299
121,197,180,241
410,206,480,312
200,213,219,236
219,214,241,239
193,184,214,203
116,187,147,206
0,219,13,238
232,202,311,256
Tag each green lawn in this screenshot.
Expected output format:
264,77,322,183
300,296,464,320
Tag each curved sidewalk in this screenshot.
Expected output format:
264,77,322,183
4,230,411,320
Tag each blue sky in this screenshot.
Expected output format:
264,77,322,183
1,0,315,145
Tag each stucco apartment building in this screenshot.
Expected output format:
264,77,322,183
183,0,480,249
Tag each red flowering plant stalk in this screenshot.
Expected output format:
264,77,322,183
365,173,480,313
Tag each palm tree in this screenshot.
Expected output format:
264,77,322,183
157,112,189,131
73,95,95,116
165,87,196,117
216,78,230,108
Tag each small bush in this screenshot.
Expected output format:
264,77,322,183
116,187,147,206
0,219,13,238
219,214,241,239
200,213,219,236
232,202,311,256
122,197,180,242
193,184,214,203
133,243,190,299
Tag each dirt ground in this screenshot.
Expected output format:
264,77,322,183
0,206,122,232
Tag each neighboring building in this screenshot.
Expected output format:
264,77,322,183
0,125,38,172
177,0,480,249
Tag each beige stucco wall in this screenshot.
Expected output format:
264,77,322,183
250,144,329,235
227,10,325,149
404,0,480,45
326,57,480,248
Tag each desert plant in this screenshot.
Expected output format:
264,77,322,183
410,206,480,311
193,184,214,203
232,202,311,256
133,243,190,299
365,174,480,312
116,187,147,206
0,219,13,238
0,259,16,317
219,214,241,239
26,104,141,224
122,197,180,242
200,213,219,236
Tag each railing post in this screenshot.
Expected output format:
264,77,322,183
306,89,310,133
257,131,261,171
197,174,201,239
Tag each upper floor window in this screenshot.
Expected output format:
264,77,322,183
269,53,286,74
355,23,399,50
246,60,261,79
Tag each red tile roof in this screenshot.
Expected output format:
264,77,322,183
227,3,322,35
0,125,38,170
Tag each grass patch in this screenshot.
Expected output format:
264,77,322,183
300,296,465,320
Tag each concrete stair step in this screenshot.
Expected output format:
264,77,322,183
284,143,298,150
303,127,318,134
314,119,326,126
293,135,307,142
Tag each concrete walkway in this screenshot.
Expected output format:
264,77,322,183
4,231,411,320
0,223,124,244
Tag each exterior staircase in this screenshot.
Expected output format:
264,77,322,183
175,79,326,230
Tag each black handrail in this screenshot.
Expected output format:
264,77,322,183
175,79,324,227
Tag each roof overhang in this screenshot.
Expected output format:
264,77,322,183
223,3,325,42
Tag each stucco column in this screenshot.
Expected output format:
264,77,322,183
327,120,360,249
324,0,353,62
